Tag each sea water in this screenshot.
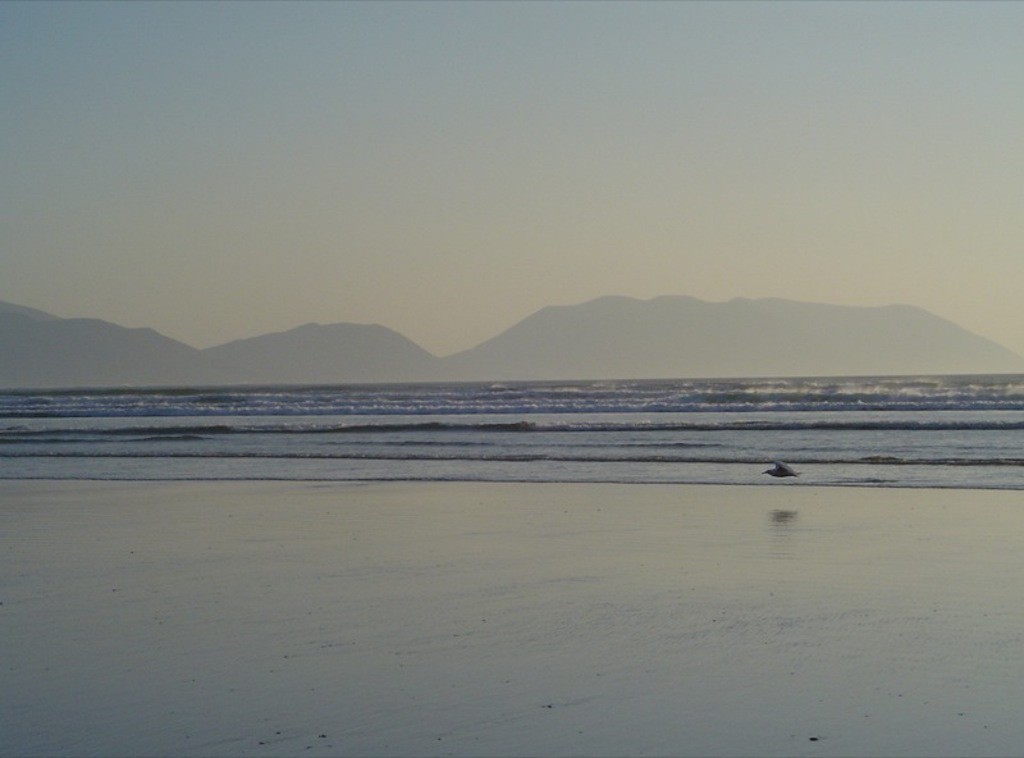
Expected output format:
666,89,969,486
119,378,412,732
2,375,1024,488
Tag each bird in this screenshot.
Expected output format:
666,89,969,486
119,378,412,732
763,461,799,478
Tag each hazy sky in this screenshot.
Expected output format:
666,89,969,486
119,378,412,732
4,1,1023,356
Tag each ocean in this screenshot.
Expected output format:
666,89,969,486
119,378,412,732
2,374,1024,489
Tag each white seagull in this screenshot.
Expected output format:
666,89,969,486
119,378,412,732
763,461,799,478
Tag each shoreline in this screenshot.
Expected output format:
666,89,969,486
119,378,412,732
5,475,1024,492
6,480,1024,756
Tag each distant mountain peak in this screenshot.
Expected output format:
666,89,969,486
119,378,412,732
0,300,61,322
445,295,1024,381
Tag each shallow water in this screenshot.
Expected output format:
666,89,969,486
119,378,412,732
2,375,1023,488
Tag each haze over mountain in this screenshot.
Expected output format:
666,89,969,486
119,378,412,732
0,304,226,388
1,296,1022,388
203,322,440,385
446,296,1024,380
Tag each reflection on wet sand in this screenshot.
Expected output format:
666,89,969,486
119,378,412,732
767,509,799,559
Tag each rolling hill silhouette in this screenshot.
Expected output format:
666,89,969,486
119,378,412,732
2,296,1021,388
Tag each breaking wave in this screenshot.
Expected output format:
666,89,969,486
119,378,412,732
3,375,1024,488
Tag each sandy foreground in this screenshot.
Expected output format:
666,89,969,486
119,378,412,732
4,481,1024,757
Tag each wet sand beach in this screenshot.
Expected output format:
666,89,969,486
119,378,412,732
5,481,1024,757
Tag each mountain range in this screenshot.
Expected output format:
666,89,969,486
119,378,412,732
2,295,1022,388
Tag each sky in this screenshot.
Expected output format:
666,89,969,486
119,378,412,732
3,1,1023,357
